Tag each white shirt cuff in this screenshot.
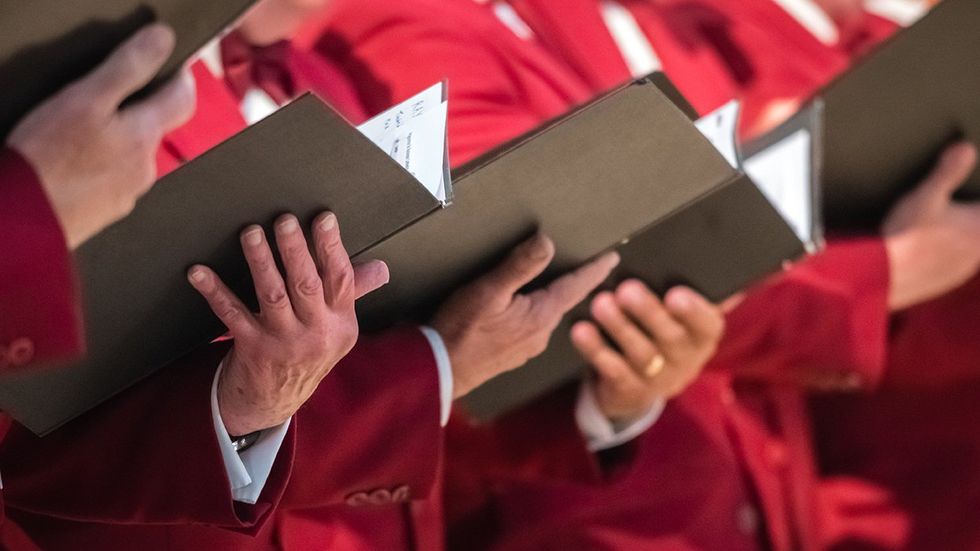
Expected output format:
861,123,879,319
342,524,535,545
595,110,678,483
575,380,665,453
211,362,291,505
419,326,453,427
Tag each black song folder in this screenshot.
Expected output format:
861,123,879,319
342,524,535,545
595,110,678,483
351,75,814,419
0,93,450,435
818,0,980,229
0,0,258,140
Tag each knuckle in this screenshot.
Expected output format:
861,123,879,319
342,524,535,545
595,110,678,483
295,276,323,297
528,333,551,357
261,287,289,308
332,267,355,298
218,303,244,322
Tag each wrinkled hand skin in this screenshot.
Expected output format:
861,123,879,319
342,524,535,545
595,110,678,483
883,142,980,311
433,233,620,400
7,24,196,249
572,282,725,423
188,212,389,436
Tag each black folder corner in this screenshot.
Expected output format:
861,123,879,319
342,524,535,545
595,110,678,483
818,0,980,230
0,0,258,140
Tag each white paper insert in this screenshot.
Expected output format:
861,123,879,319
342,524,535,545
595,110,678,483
357,83,449,202
695,100,740,169
743,129,814,246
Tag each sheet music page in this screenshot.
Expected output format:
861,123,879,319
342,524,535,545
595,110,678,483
695,100,740,168
743,129,813,245
358,82,449,202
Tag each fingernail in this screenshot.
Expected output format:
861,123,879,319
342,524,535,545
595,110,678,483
667,288,692,311
243,227,263,246
139,24,175,57
188,267,207,283
319,212,337,231
617,280,644,300
277,216,299,234
528,233,553,260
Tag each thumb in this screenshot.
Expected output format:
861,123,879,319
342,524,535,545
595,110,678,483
353,260,390,299
78,23,177,111
125,67,197,138
479,233,556,304
918,142,978,200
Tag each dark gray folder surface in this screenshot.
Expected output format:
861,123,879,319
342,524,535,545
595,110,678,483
0,95,441,434
0,0,257,139
352,76,805,418
820,0,980,229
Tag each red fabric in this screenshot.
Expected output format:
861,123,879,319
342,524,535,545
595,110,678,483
156,46,368,179
313,0,593,166
813,378,980,551
668,0,898,137
156,61,249,177
0,343,295,550
308,1,903,550
8,328,444,551
0,148,81,371
508,0,738,115
222,31,300,105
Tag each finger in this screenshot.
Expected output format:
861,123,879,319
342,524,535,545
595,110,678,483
274,214,325,325
124,67,196,138
919,142,978,198
353,260,390,299
240,225,293,327
312,212,356,309
531,251,620,320
720,293,745,314
615,280,690,359
78,24,177,110
187,265,257,337
663,287,725,346
589,292,659,371
571,321,641,390
479,233,556,307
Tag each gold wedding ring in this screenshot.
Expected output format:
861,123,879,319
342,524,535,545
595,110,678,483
644,354,666,378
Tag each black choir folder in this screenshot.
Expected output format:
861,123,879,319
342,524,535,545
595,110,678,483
817,0,980,229
0,0,258,140
0,74,811,434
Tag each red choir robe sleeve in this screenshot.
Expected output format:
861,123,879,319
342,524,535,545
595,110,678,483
0,341,294,533
279,326,444,510
713,237,891,390
0,148,82,370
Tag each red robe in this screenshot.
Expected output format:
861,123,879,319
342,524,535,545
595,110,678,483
506,0,739,115
0,149,80,371
672,0,898,137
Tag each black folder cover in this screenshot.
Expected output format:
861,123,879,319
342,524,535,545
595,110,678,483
352,75,807,418
819,0,980,229
0,95,442,435
0,0,257,140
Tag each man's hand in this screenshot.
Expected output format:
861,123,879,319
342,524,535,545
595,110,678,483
187,212,389,436
7,24,196,249
432,234,620,399
571,281,725,423
883,142,980,311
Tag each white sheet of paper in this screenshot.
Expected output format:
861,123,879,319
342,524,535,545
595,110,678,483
357,83,448,202
743,129,813,246
695,100,740,169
